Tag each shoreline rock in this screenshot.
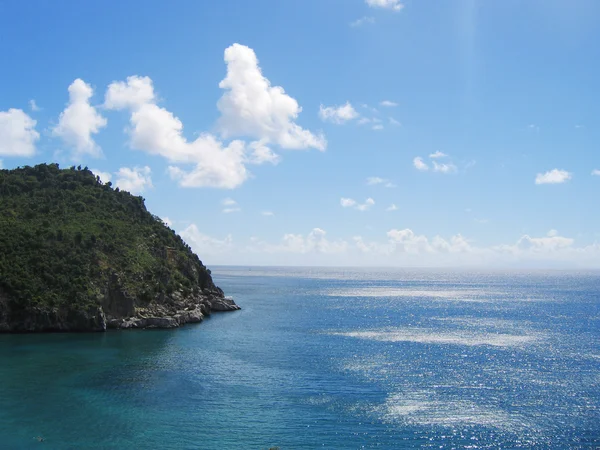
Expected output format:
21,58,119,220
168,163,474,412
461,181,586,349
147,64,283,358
0,289,240,333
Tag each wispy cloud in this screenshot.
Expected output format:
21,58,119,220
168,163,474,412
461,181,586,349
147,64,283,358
350,16,375,27
366,176,395,187
386,203,398,211
222,198,241,213
380,100,398,107
365,0,404,12
429,151,447,159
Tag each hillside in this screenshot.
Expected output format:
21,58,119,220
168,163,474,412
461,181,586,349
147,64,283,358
0,163,238,332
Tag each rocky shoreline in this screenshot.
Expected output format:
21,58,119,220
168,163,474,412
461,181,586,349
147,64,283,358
0,286,240,333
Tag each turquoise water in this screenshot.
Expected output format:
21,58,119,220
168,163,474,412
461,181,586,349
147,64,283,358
1,267,599,449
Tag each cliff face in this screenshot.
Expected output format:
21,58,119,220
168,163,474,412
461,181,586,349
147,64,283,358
0,163,239,333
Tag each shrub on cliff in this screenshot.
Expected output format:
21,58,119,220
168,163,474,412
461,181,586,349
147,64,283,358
0,163,217,315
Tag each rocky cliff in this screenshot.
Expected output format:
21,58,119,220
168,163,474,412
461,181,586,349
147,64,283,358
0,163,239,332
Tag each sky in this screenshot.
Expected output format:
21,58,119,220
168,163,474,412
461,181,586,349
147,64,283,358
1,0,599,267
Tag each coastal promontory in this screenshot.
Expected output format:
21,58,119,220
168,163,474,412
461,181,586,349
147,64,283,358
0,163,239,332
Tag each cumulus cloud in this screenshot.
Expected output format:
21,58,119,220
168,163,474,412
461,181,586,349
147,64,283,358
217,43,325,150
0,108,40,157
380,100,398,107
105,76,249,189
350,16,375,27
591,169,600,176
535,169,572,185
104,75,155,110
52,79,107,159
386,203,398,211
413,157,428,171
341,197,375,211
174,225,600,267
114,166,152,195
319,102,359,124
365,0,404,11
90,168,112,183
162,217,173,228
106,44,322,189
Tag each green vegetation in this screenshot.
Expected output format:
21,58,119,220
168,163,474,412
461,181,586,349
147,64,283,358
0,163,216,316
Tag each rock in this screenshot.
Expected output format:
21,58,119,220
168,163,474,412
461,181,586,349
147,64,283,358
210,297,241,312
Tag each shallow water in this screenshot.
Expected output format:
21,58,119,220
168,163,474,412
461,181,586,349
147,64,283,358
1,267,599,449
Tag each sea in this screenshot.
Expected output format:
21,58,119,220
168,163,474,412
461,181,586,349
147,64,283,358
0,267,599,449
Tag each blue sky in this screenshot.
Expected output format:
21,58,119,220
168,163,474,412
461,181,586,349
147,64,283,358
1,0,599,267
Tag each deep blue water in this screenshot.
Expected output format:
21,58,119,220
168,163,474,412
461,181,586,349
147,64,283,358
1,267,600,449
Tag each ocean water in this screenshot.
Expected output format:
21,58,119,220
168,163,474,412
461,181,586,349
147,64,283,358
1,267,599,449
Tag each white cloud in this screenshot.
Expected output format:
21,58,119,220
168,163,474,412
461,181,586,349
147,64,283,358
261,211,274,216
366,176,395,187
357,198,375,211
535,169,572,185
106,76,249,189
162,217,173,228
591,169,600,176
429,151,447,159
248,140,280,165
180,224,233,258
380,100,398,107
372,124,384,131
248,228,347,255
366,0,404,11
52,79,107,159
432,161,457,174
357,117,371,125
106,45,324,189
29,100,41,112
340,198,357,208
547,229,559,237
350,16,375,27
413,156,429,171
475,218,489,224
386,203,398,211
90,168,112,183
217,43,325,150
341,197,374,211
172,225,600,268
104,75,155,110
221,198,240,213
319,102,359,124
114,166,152,195
366,176,385,185
389,117,401,126
0,109,39,157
